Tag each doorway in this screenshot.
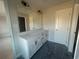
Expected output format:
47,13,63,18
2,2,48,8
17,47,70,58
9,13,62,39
73,16,79,57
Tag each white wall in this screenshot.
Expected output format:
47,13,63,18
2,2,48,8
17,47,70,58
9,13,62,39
43,9,55,41
43,1,73,42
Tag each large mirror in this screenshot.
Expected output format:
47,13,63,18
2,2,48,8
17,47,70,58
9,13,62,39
16,0,43,33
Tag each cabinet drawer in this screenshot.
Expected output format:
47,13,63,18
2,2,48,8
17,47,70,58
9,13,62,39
29,40,36,58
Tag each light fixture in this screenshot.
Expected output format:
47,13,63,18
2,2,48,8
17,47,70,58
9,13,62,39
21,0,30,7
37,10,42,14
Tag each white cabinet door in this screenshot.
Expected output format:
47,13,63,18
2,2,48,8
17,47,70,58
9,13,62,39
54,8,72,46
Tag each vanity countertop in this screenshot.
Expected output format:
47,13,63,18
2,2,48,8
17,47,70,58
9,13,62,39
19,29,48,40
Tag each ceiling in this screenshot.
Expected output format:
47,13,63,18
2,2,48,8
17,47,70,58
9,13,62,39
16,0,73,14
25,0,72,10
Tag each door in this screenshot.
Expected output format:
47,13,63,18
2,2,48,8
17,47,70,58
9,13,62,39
0,0,14,59
54,8,72,46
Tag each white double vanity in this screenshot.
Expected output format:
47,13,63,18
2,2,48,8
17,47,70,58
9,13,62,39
19,30,48,59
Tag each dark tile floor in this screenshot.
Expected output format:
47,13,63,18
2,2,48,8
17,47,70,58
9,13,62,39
17,55,25,59
31,41,73,59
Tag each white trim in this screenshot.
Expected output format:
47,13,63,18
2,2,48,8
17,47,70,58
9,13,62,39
68,3,79,52
74,4,79,59
74,31,79,59
4,0,17,59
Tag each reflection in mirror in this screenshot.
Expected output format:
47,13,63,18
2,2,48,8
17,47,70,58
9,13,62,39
18,16,26,32
29,12,43,30
17,4,42,32
17,9,43,33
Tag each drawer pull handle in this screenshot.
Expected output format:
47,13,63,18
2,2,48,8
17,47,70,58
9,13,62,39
35,41,37,45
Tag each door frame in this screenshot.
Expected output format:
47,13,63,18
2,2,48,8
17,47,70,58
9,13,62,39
68,4,79,53
73,4,79,59
4,0,17,59
73,16,79,57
